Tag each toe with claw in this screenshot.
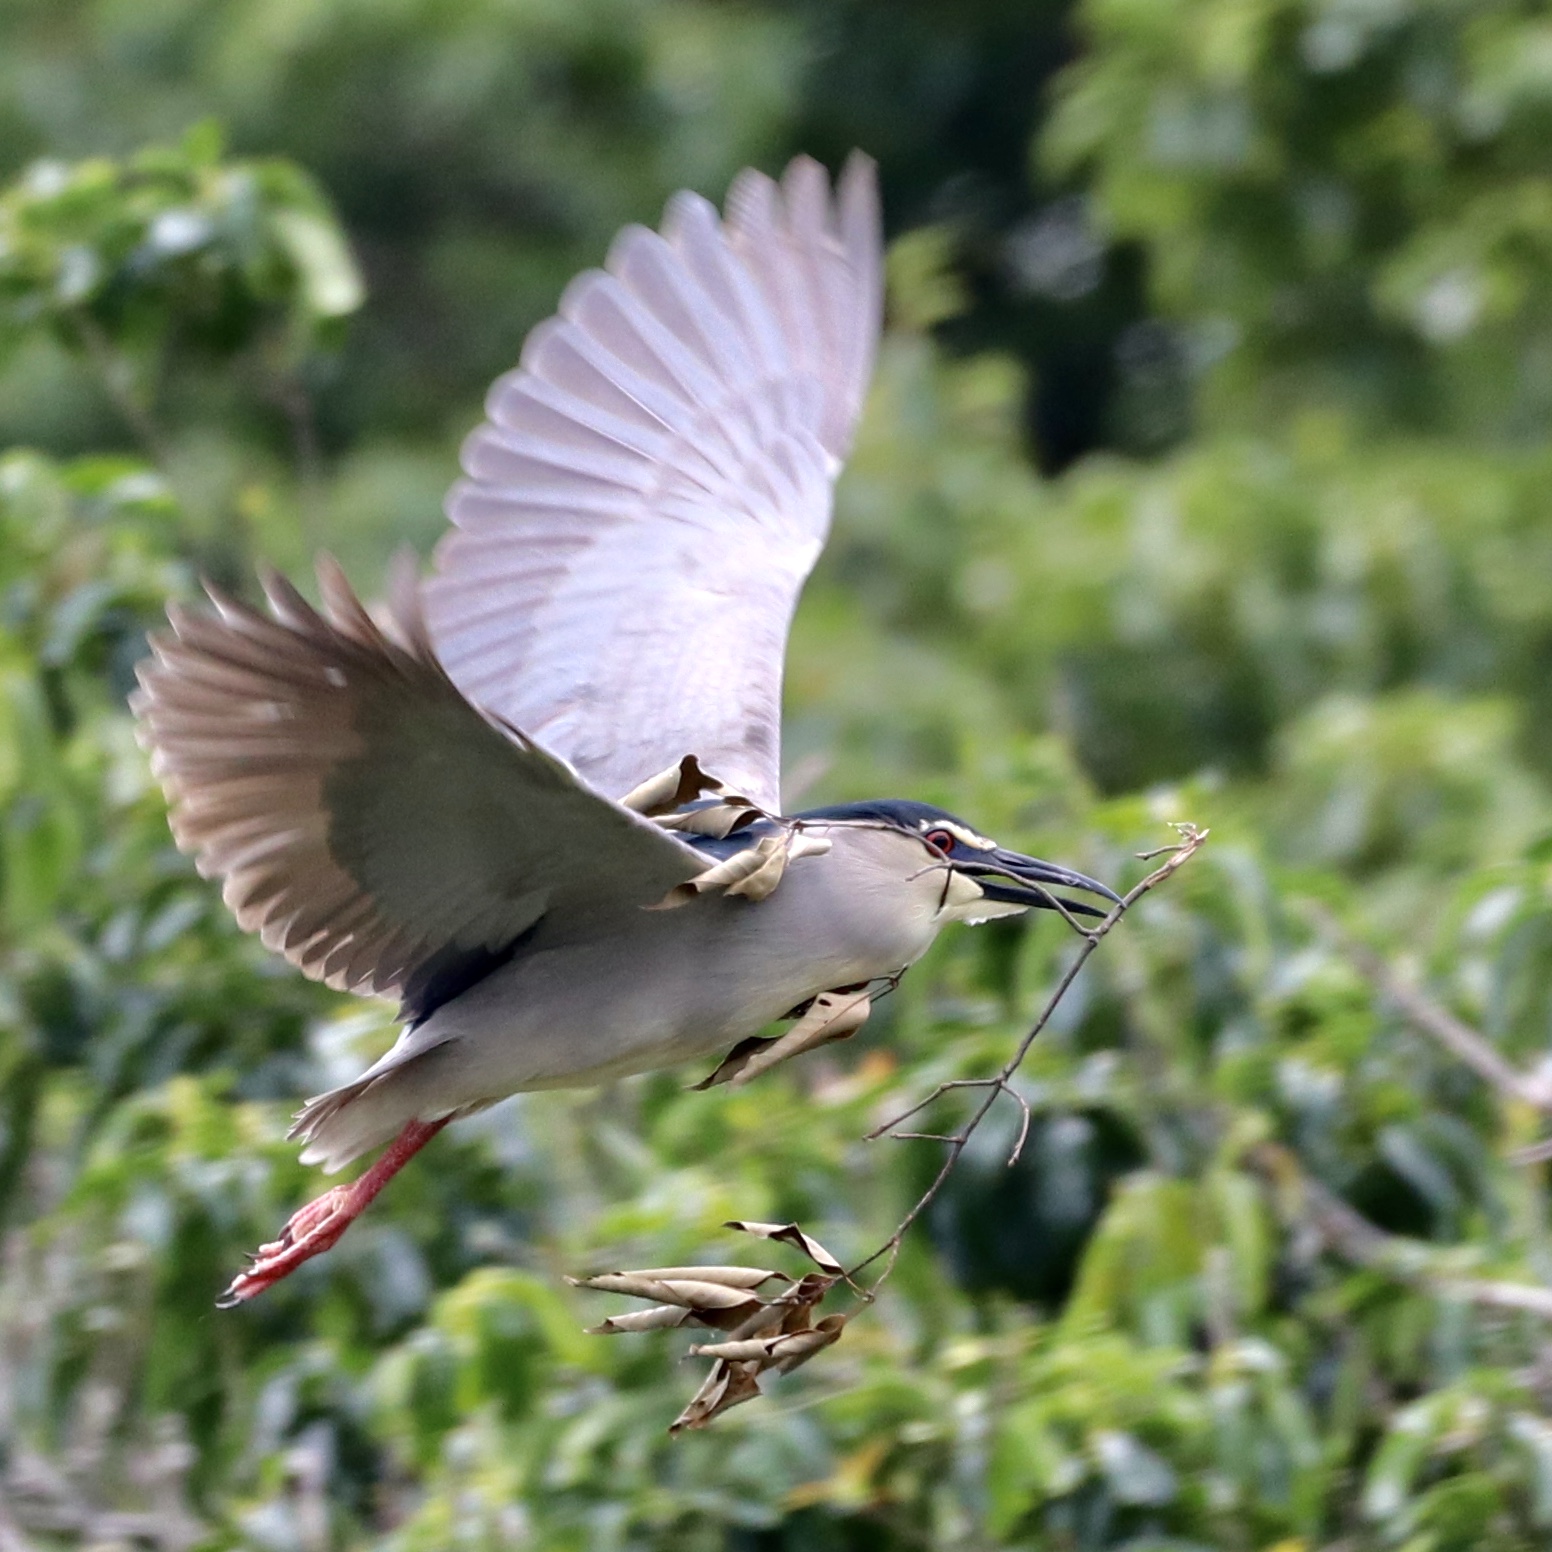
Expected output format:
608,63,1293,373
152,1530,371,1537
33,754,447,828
217,1185,359,1306
216,1116,450,1308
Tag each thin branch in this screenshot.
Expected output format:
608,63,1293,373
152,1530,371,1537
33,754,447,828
69,312,172,470
862,1077,1004,1140
266,368,324,550
1251,1141,1552,1320
1005,1086,1035,1166
1017,878,1103,940
1303,901,1552,1113
849,823,1210,1288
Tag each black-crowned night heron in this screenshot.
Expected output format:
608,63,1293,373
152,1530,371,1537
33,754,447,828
132,154,1119,1305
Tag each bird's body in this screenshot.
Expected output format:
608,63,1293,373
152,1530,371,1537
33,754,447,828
131,153,1118,1302
300,820,993,1171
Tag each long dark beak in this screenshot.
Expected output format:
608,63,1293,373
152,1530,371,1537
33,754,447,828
959,848,1122,919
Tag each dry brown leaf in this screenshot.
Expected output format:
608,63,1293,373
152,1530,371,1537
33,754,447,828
687,1314,847,1371
724,836,790,901
723,990,871,1087
658,801,760,839
567,1274,764,1309
769,1315,847,1373
573,1228,851,1432
684,1336,791,1363
669,1360,764,1433
786,832,833,861
649,840,773,909
692,1033,781,1090
595,1265,790,1289
693,987,872,1089
619,754,717,815
775,1271,839,1321
586,1305,696,1334
724,1221,845,1276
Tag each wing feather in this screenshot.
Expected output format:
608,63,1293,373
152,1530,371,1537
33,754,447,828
132,559,706,1015
425,153,883,811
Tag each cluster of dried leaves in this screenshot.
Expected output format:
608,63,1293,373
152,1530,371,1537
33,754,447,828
624,754,835,909
570,1222,850,1432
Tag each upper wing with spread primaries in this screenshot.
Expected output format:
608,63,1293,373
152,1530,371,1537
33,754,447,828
424,153,883,813
132,560,706,1023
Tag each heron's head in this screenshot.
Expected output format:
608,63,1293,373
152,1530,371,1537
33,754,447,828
793,799,1120,923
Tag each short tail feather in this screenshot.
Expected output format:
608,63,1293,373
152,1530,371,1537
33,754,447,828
290,1068,493,1174
291,1076,410,1173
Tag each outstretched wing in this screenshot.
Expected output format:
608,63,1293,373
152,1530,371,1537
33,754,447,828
424,153,883,813
131,559,706,1022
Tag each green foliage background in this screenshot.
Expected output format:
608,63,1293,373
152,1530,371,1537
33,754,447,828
4,1,1552,1547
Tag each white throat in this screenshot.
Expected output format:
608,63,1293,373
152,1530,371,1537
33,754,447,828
937,868,1029,926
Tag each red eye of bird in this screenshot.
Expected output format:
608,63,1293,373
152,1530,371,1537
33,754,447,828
924,827,956,855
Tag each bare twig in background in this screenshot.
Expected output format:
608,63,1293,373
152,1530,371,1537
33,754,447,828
266,368,325,549
0,1433,203,1549
1302,901,1552,1160
1251,1142,1552,1320
1306,901,1552,1108
69,311,172,470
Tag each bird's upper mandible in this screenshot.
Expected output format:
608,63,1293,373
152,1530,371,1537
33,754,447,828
423,154,884,815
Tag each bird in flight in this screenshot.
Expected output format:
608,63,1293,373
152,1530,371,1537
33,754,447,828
132,154,1119,1306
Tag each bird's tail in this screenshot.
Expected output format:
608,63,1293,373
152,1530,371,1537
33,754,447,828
289,1076,416,1174
289,1054,492,1174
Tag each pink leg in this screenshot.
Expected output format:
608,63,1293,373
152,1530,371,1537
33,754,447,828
217,1116,451,1307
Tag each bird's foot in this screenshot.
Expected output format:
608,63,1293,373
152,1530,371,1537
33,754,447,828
217,1183,362,1307
216,1115,451,1308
